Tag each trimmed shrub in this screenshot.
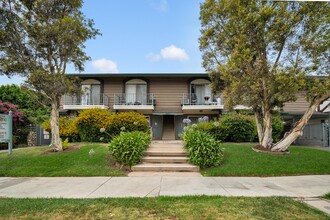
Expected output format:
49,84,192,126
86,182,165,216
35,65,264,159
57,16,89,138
109,131,151,168
219,113,256,142
42,116,79,142
75,108,114,142
181,127,223,168
194,120,228,142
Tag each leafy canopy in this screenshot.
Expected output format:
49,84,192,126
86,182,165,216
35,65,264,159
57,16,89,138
200,0,330,110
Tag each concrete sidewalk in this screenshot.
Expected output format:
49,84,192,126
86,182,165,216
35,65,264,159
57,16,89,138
0,175,329,198
0,175,330,215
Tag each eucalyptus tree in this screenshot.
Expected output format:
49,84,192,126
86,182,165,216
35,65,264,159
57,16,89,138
200,0,330,151
0,0,100,151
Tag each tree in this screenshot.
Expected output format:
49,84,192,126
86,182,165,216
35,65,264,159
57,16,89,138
200,0,330,151
0,84,50,123
0,0,100,151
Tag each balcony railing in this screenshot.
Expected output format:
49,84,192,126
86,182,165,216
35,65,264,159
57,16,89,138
63,93,109,110
113,93,155,110
182,93,223,110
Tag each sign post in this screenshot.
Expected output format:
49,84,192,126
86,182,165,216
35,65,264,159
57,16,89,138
0,112,13,155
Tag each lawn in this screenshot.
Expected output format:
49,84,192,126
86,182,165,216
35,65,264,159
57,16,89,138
323,193,330,200
202,143,330,176
0,196,328,219
0,144,125,177
1,143,329,177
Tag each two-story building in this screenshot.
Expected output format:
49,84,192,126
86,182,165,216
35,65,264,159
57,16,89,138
60,73,330,147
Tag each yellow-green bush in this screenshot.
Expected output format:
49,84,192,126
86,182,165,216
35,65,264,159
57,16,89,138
74,108,114,142
42,116,79,142
109,112,149,134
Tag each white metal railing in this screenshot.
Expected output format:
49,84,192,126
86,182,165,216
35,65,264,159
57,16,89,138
181,93,221,106
64,93,109,106
114,93,155,106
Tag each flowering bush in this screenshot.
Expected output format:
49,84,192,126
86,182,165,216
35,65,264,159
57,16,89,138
0,101,28,146
109,112,149,134
0,101,25,123
42,116,79,142
75,108,114,142
75,109,148,142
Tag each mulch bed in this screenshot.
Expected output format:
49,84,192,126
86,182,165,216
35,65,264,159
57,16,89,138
252,145,290,155
41,145,80,155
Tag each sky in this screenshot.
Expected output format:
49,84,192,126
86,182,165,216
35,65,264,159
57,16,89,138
0,0,205,86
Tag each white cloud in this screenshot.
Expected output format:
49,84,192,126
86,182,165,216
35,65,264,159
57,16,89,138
160,45,189,61
146,53,162,62
147,45,189,62
91,58,118,73
151,0,168,12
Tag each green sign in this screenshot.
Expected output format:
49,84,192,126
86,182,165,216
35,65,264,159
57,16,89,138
0,114,10,143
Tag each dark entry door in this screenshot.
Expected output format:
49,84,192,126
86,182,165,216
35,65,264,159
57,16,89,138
162,115,175,140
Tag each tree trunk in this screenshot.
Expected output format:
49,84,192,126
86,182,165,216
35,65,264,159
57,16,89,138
261,109,273,149
272,102,319,152
254,112,263,145
50,98,62,152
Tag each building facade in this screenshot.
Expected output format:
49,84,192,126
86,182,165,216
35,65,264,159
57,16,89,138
60,73,330,147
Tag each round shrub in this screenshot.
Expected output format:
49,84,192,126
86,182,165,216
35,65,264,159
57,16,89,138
75,108,114,142
219,113,256,142
109,131,151,168
182,127,223,168
195,120,228,142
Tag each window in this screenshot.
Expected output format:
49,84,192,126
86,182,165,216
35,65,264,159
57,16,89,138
190,79,212,105
81,79,101,105
125,79,147,105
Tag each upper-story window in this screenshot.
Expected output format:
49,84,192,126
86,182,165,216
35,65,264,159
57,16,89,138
81,79,101,105
190,79,212,105
125,79,147,105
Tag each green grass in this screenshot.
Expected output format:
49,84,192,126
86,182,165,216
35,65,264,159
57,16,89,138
202,143,330,176
0,196,328,219
322,192,330,200
0,144,125,177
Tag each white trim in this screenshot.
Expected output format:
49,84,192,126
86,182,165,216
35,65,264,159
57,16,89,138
182,104,224,110
113,105,154,110
63,105,108,110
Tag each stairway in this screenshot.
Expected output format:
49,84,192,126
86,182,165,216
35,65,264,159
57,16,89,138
131,141,200,174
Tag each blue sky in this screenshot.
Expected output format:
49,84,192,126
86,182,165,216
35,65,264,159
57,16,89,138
0,0,205,85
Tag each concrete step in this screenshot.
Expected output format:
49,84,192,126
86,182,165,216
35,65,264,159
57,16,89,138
142,156,188,163
145,151,188,157
131,163,199,172
128,172,202,177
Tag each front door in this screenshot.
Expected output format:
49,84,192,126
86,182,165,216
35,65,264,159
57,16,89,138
162,115,175,140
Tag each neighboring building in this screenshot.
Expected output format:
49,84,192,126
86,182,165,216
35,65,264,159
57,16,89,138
60,73,330,147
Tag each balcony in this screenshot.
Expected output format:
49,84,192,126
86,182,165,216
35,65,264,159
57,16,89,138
181,93,224,111
63,94,109,110
113,93,155,111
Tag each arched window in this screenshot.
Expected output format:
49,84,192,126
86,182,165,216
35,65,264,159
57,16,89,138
125,79,147,105
190,79,212,105
81,79,101,105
